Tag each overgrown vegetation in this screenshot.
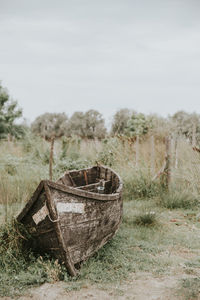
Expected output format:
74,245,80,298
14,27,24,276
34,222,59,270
0,219,72,297
1,111,200,297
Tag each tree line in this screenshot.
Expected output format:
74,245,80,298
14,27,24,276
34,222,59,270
1,82,200,143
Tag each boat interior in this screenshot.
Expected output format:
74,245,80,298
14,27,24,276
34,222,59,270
57,166,120,194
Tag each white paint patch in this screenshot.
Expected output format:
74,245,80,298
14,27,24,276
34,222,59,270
32,204,49,225
57,202,85,214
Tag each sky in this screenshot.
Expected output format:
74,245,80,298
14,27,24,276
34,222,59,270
0,0,200,127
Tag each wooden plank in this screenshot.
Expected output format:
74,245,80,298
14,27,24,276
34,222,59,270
76,180,110,191
44,183,77,276
84,170,88,185
61,175,72,186
16,181,45,222
68,174,76,187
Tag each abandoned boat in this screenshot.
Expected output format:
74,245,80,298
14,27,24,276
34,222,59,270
17,165,123,276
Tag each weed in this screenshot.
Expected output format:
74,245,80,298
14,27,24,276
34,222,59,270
133,211,158,226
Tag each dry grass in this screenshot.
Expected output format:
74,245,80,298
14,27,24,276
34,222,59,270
0,135,200,297
172,138,200,196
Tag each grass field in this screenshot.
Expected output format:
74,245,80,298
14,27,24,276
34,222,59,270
1,135,200,299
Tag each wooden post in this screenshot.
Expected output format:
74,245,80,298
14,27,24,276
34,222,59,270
171,137,175,167
175,137,178,169
49,137,55,181
165,136,171,189
135,135,139,168
7,133,11,150
150,135,155,176
192,123,196,148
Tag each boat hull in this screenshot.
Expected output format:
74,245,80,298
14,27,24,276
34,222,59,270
17,166,123,276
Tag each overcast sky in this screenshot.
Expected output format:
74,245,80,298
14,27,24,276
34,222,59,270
0,0,200,127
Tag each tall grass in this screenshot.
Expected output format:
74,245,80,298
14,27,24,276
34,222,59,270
172,138,200,196
1,135,200,296
1,135,199,215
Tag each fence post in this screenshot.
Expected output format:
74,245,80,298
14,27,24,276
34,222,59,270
165,136,172,189
175,137,178,169
192,123,196,148
135,135,139,168
150,135,155,176
49,137,55,181
171,136,175,167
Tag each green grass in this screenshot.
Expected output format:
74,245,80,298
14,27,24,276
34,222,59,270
2,197,200,297
1,184,200,297
1,137,200,297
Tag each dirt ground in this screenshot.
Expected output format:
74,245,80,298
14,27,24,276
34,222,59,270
0,273,190,300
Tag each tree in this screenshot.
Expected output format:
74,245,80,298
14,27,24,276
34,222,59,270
170,111,200,144
0,83,22,139
68,112,85,137
125,112,150,137
111,108,132,135
147,114,170,139
31,112,69,140
84,110,106,139
68,110,106,139
31,112,69,180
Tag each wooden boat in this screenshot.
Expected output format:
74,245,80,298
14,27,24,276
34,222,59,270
17,165,123,276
